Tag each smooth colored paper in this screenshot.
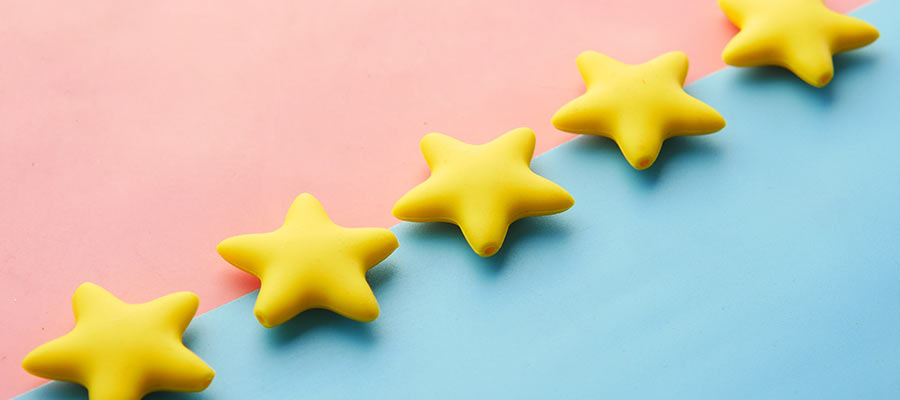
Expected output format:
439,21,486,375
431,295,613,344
17,1,899,398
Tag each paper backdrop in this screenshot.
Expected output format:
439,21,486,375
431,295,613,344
0,0,872,397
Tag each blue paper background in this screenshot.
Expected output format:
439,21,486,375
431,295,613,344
18,1,899,398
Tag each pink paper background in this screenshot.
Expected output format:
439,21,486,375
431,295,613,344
0,0,869,396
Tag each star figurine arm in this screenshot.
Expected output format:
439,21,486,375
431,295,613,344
719,0,879,87
217,193,398,327
22,283,215,400
393,128,573,257
552,51,725,170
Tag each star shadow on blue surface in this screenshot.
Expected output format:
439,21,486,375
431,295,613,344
568,135,723,188
114,266,397,400
16,383,86,400
475,215,572,273
401,215,572,275
263,308,377,347
255,262,400,348
146,387,217,400
25,378,220,400
731,51,879,107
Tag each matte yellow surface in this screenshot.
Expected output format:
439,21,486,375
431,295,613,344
217,193,398,327
552,51,725,170
719,0,879,87
21,283,214,400
392,128,574,257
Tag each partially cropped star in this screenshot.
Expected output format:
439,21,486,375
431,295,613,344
392,128,574,257
552,51,726,170
720,0,879,87
22,283,215,400
217,193,397,327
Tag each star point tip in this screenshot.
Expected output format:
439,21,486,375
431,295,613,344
254,310,275,328
634,157,654,170
479,244,499,257
357,306,380,322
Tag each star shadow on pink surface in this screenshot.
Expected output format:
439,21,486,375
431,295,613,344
219,266,264,295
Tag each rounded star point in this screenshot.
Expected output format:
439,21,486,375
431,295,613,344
479,244,499,257
254,310,275,328
353,304,380,323
634,157,654,170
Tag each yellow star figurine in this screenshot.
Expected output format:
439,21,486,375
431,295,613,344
392,128,574,257
552,51,726,170
719,0,879,87
217,193,398,327
22,283,215,400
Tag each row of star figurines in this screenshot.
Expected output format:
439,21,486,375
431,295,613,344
19,1,880,398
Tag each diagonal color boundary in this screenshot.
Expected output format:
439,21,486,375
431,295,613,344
17,1,900,398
